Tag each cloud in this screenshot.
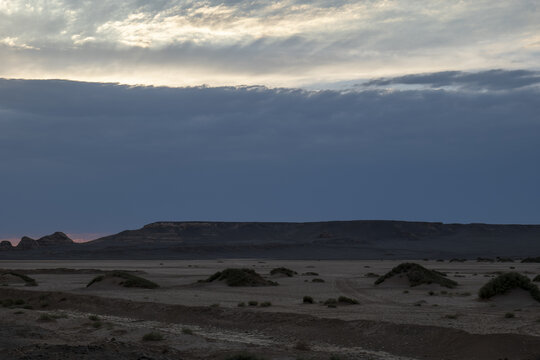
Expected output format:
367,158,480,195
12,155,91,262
364,69,540,90
1,1,539,87
0,74,539,238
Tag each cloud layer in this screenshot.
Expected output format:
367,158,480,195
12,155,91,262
364,69,540,90
1,1,539,87
1,71,539,238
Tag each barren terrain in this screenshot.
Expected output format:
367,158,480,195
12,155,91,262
1,259,540,359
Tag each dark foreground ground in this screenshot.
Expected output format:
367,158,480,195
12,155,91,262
1,287,540,360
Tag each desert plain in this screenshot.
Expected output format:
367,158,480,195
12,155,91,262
1,259,540,360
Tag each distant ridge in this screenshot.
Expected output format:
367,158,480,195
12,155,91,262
1,232,74,251
2,220,540,259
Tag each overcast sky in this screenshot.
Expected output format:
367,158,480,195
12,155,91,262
1,1,539,241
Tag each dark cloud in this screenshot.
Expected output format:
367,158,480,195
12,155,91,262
365,69,540,90
0,74,539,237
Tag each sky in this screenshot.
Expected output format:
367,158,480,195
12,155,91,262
1,1,539,242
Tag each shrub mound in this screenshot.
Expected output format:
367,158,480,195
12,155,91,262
522,257,540,263
86,271,158,289
203,268,277,287
374,263,457,288
478,272,540,302
338,296,359,304
142,332,164,341
0,271,37,286
533,275,540,282
269,267,297,277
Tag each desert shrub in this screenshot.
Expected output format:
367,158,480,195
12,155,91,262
374,263,457,288
294,340,310,350
210,303,220,307
302,272,319,276
497,257,514,263
91,321,103,328
312,278,325,283
449,258,466,262
88,315,100,321
37,314,56,322
259,301,272,307
533,275,540,282
477,257,495,262
443,314,459,319
364,272,380,278
237,302,246,307
225,354,264,360
142,332,164,341
428,291,436,296
203,268,277,287
403,290,409,294
270,267,297,277
505,312,515,318
86,271,158,289
1,272,38,286
2,299,14,307
337,296,359,305
182,327,194,335
14,299,24,305
323,298,338,307
302,296,314,304
248,301,258,306
521,257,540,263
478,272,540,302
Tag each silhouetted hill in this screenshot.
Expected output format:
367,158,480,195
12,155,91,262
2,221,540,259
14,232,74,250
0,241,13,251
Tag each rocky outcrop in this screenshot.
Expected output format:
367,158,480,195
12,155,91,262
11,232,74,251
37,232,73,246
16,237,39,250
0,241,13,251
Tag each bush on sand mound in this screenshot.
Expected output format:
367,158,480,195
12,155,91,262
533,275,540,282
374,263,457,288
86,271,159,289
269,267,297,277
203,268,278,287
521,257,540,263
0,271,37,286
478,272,540,302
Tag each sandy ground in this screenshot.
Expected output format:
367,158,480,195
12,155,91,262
1,259,540,360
